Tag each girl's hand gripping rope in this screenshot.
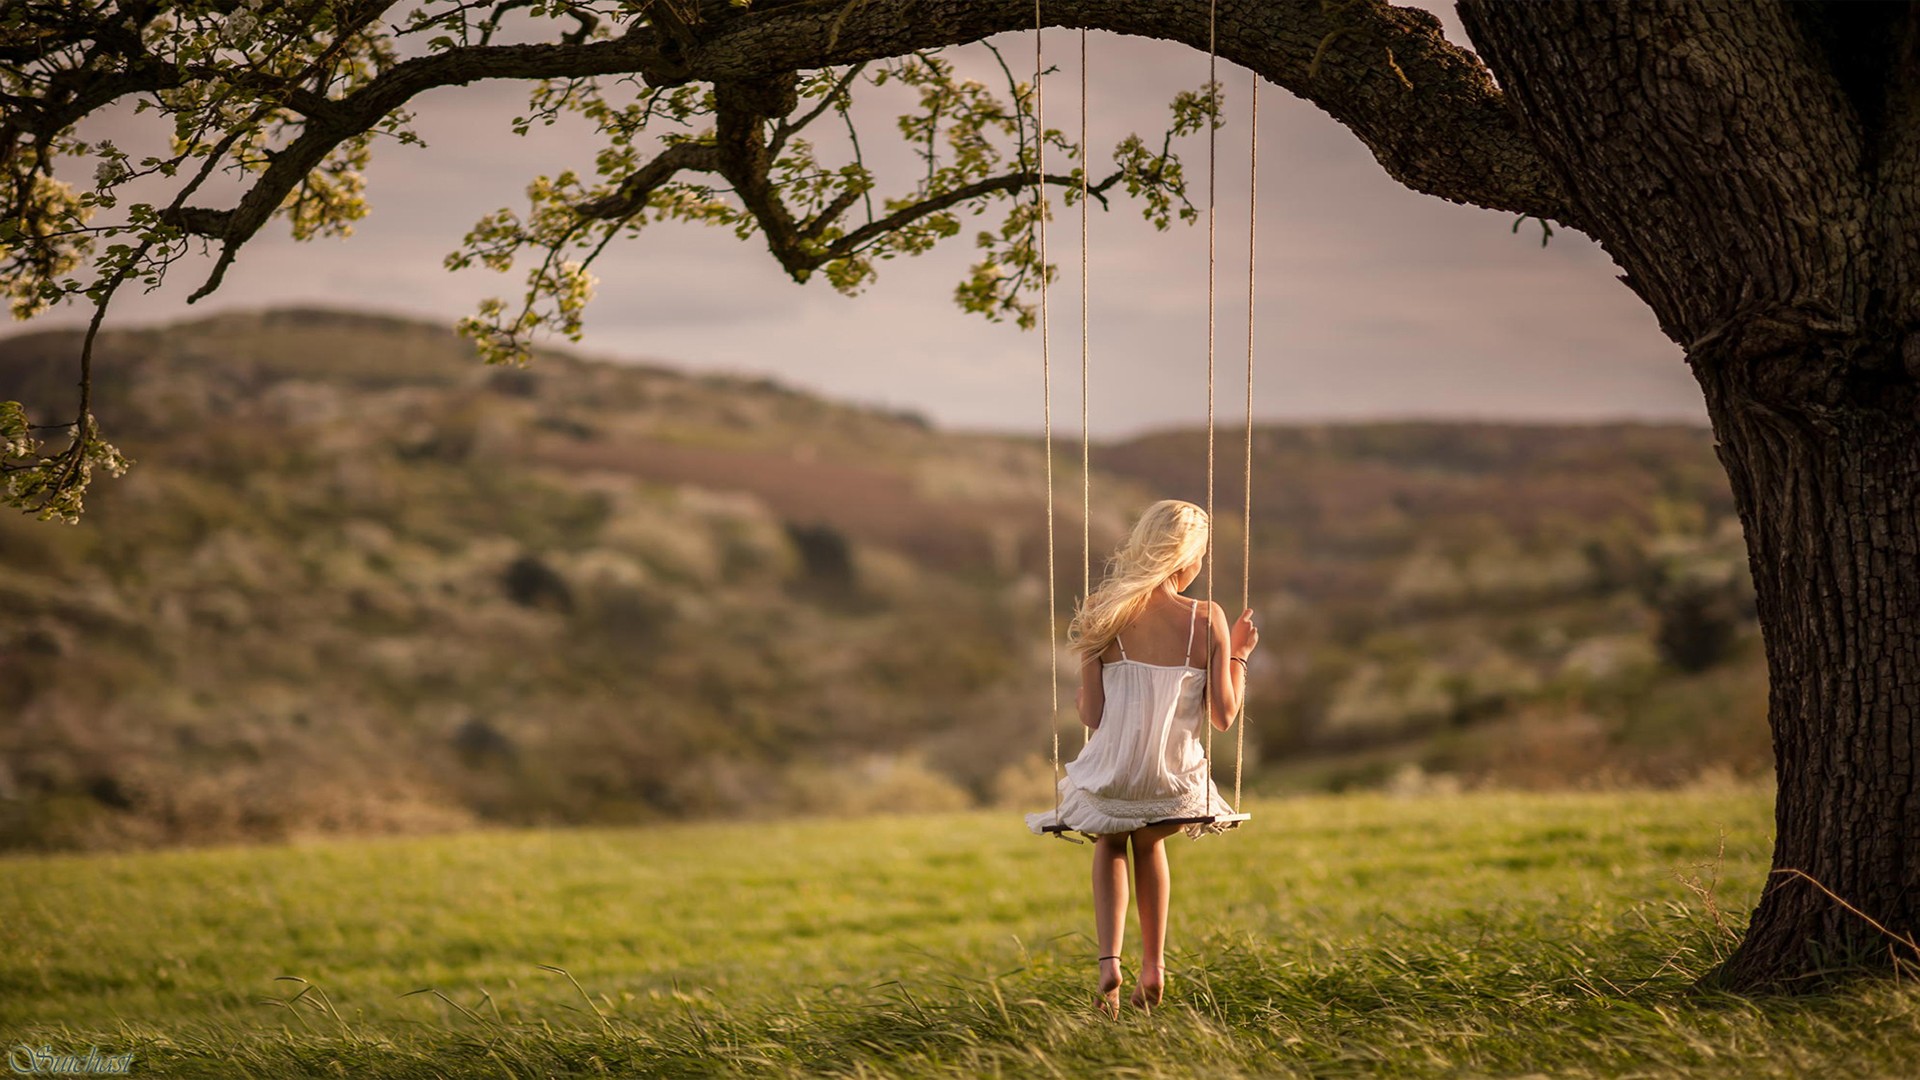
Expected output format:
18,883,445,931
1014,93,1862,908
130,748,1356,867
1230,609,1259,660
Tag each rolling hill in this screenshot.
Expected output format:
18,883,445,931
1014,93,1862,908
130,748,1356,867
0,308,1765,851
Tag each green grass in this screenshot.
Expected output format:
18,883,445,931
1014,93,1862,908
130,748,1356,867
4,789,1916,1077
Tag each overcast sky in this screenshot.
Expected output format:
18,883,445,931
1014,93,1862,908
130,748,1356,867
36,2,1705,438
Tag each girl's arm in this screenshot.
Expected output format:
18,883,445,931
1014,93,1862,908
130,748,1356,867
1205,602,1254,731
1077,651,1106,730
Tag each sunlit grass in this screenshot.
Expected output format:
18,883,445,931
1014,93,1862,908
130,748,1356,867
5,788,1917,1077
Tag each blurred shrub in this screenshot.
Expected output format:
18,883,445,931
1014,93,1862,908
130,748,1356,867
451,715,517,767
786,520,854,586
487,367,541,398
502,554,573,613
581,581,675,649
987,753,1058,810
1555,633,1659,684
1654,579,1743,673
784,752,973,816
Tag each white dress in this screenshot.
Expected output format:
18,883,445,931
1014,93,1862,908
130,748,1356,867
1025,598,1233,840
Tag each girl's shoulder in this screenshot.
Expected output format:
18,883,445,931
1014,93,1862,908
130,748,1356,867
1141,596,1213,623
1198,598,1228,631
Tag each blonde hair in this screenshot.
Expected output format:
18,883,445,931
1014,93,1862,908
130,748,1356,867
1068,499,1210,660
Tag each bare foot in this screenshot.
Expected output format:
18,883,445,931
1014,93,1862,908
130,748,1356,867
1129,964,1164,1013
1096,956,1123,1018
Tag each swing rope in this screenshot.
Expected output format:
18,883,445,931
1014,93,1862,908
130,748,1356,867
1036,0,1061,826
1202,0,1259,819
1080,26,1092,748
1237,75,1257,814
1203,0,1219,814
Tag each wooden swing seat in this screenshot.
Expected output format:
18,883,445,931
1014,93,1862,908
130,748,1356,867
1038,811,1250,838
1148,812,1250,828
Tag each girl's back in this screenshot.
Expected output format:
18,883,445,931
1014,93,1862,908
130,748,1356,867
1097,594,1210,669
1072,596,1211,808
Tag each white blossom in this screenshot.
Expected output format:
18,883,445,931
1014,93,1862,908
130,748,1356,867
223,12,259,44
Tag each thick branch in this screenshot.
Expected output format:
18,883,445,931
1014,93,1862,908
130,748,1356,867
151,0,1577,268
663,0,1580,229
1457,1,1872,363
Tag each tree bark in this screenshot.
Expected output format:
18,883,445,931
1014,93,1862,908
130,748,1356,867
1694,332,1920,988
1458,0,1920,987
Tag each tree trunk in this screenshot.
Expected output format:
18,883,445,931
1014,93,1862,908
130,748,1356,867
1693,333,1920,987
1455,0,1920,987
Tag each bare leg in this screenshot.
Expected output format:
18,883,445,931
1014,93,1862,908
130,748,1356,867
1091,832,1130,1017
1128,823,1181,1010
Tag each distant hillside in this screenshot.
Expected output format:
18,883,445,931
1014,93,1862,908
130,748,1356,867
0,309,1766,851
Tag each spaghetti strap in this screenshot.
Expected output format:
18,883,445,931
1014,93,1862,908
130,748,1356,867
1185,598,1200,665
1115,633,1129,660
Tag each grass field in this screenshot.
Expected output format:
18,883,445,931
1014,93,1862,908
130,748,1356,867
4,788,1918,1077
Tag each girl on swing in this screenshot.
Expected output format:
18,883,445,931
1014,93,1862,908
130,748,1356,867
1026,498,1259,1016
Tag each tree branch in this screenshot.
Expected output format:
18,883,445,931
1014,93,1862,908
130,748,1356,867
570,140,722,219
147,0,1577,272
1458,0,1869,354
659,0,1581,229
824,167,1123,260
156,27,672,273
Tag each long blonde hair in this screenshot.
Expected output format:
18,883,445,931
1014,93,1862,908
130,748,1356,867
1068,499,1209,660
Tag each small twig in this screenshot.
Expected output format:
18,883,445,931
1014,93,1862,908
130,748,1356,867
837,89,876,224
1308,27,1351,81
1771,868,1920,963
1383,46,1413,91
1512,213,1554,247
1672,829,1734,943
770,61,866,156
